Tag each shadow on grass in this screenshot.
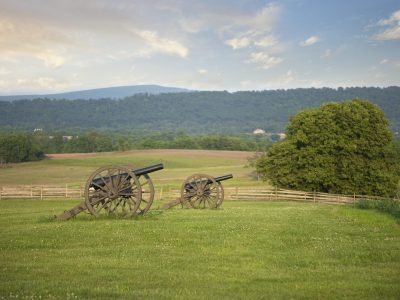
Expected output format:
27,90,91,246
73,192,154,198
41,209,166,223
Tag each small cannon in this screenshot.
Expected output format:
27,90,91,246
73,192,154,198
57,163,164,220
164,173,233,209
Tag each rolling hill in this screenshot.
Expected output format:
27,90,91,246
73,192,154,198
0,84,189,101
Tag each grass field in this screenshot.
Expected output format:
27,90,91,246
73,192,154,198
1,150,399,299
0,200,399,299
0,149,261,188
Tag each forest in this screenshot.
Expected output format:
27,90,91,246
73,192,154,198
0,87,399,135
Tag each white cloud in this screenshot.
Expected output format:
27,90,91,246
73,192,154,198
248,52,283,69
374,10,400,40
13,77,72,92
0,67,10,75
36,52,65,68
225,37,252,49
136,30,188,58
380,59,389,64
197,69,208,74
254,35,278,48
300,36,319,46
222,3,282,52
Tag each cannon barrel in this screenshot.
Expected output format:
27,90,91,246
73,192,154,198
91,163,164,187
214,174,233,182
133,163,164,176
184,174,233,190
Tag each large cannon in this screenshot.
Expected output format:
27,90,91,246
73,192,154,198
56,163,164,220
164,173,233,209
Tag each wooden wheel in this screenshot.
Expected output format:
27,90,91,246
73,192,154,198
85,165,142,217
126,164,155,216
180,174,222,209
215,182,224,208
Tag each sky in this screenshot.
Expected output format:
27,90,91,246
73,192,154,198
0,0,399,94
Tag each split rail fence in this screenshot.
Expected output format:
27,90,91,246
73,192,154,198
0,185,398,204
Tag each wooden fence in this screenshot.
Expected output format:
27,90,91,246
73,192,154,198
0,185,84,200
156,187,398,205
0,185,398,204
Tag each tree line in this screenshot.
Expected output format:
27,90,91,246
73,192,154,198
0,131,272,163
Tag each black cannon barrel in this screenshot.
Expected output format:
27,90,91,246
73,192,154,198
133,163,164,176
185,174,233,190
91,163,164,187
214,174,233,182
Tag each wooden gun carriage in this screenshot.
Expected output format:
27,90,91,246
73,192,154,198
56,163,163,220
57,163,233,220
164,173,233,209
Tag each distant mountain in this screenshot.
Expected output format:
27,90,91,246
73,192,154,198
0,85,190,101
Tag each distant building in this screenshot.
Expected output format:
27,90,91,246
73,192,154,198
253,128,266,135
278,133,286,140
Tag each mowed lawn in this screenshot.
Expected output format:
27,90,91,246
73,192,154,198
0,200,399,299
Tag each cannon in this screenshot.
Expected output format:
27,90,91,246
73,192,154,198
56,163,164,220
164,173,233,209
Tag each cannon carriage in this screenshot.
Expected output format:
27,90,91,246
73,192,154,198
57,162,233,220
164,173,233,209
56,163,163,220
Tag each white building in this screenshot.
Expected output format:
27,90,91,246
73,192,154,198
253,128,266,135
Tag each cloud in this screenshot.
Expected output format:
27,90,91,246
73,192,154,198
16,77,72,90
300,36,319,46
223,3,282,51
225,37,252,49
36,52,65,68
248,52,283,69
197,69,208,74
374,10,400,40
254,35,278,48
380,59,389,64
136,30,188,58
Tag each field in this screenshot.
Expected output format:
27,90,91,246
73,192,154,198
0,150,399,299
0,149,259,188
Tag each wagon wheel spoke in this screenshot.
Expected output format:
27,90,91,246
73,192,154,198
85,165,142,217
181,174,220,209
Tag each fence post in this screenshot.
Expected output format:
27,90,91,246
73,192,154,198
235,187,239,199
353,193,356,207
313,190,316,203
275,187,278,200
40,186,43,200
159,187,163,200
66,184,68,198
0,186,2,200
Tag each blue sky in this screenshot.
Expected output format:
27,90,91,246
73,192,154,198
0,0,399,94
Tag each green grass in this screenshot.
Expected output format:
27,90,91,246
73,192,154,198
0,150,263,188
1,200,399,299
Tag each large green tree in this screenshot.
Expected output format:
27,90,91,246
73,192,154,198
256,99,399,196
